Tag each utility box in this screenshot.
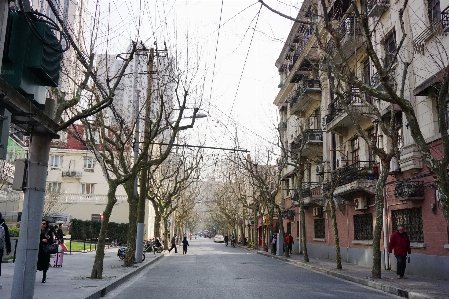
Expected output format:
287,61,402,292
0,107,11,160
12,159,27,191
1,10,62,109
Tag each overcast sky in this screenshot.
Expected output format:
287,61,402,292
86,0,300,165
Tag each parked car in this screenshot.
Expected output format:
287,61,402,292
214,234,224,243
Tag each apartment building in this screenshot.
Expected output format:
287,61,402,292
274,0,449,279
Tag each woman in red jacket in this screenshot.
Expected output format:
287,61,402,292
388,225,411,279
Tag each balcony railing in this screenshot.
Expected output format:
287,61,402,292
282,209,295,219
302,182,322,198
332,161,376,187
326,87,364,125
63,194,128,203
62,171,82,178
289,79,321,107
413,10,449,54
303,129,323,143
367,0,390,17
278,122,287,131
394,181,425,201
336,16,362,39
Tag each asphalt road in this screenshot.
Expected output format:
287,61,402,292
106,238,397,299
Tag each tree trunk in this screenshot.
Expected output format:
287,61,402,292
329,197,342,269
91,182,118,279
253,207,258,249
372,161,389,278
124,182,138,267
163,216,169,249
299,200,308,262
152,201,161,239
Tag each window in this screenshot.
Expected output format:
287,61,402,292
82,183,95,194
428,0,441,24
391,207,424,242
367,128,375,163
395,112,403,148
47,182,61,193
314,218,325,239
350,138,360,163
354,213,373,240
362,60,373,104
384,31,397,67
49,155,63,169
84,157,96,172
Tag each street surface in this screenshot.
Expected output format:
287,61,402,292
106,238,397,299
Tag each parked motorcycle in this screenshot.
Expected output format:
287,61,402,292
144,238,164,253
117,247,146,261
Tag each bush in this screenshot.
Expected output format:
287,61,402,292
70,219,128,244
9,226,20,237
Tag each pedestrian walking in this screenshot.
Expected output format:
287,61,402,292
0,212,11,289
271,234,277,255
37,220,54,283
182,236,189,254
168,234,178,253
224,235,228,246
286,233,294,254
388,224,411,279
57,223,64,243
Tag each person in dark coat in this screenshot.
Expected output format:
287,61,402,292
271,234,277,255
388,225,411,279
37,220,54,283
224,235,228,246
182,236,189,255
168,234,177,253
57,223,64,243
0,212,11,289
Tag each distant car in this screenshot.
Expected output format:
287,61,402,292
214,234,224,243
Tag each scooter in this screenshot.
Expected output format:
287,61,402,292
118,247,146,261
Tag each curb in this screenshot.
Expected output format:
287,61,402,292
84,254,164,299
257,251,435,299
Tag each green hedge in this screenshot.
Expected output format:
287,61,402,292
8,226,20,237
70,219,128,244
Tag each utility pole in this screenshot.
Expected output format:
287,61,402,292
11,133,53,299
135,48,154,263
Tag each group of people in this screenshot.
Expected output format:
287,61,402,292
168,233,190,255
271,233,294,255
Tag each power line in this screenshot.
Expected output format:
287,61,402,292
151,142,249,152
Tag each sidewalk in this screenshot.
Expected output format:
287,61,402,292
257,250,449,299
0,247,164,299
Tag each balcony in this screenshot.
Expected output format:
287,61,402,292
325,88,374,133
63,194,128,204
289,79,322,117
282,209,295,219
367,0,390,17
303,183,324,206
394,181,425,201
278,122,287,131
332,161,377,196
302,129,324,157
413,10,449,55
325,16,364,63
62,171,82,178
370,72,397,92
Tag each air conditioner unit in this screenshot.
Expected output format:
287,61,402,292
390,156,400,173
354,197,368,210
312,207,322,217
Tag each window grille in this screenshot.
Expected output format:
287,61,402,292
354,213,373,240
314,218,325,239
391,207,424,242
